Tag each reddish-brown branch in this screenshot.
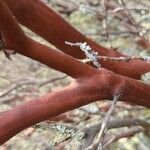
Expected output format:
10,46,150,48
0,70,150,144
0,0,149,106
0,0,150,145
5,0,150,79
0,0,97,79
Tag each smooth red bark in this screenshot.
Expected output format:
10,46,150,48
0,70,150,144
5,0,150,79
0,0,149,145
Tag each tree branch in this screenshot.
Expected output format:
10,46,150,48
0,67,150,144
102,127,143,149
5,0,150,79
0,0,149,145
79,118,149,149
0,0,97,79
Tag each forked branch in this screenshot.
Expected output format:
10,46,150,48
5,0,150,79
0,0,149,145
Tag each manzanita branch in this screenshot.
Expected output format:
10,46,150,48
0,0,149,146
0,70,150,145
0,0,97,79
5,0,150,79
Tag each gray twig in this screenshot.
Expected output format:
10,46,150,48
102,127,143,149
0,75,67,98
86,93,122,150
65,41,101,68
82,55,150,63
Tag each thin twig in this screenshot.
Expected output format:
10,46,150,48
86,93,122,150
65,41,101,68
78,117,150,149
0,75,67,98
119,0,138,26
101,0,112,48
82,56,150,63
102,127,143,149
97,93,122,150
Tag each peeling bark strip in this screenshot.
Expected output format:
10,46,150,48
5,0,150,79
0,0,149,145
